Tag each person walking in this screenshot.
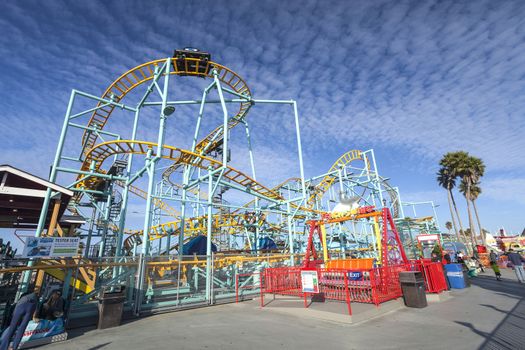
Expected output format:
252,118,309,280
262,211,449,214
489,250,501,281
507,249,525,283
0,289,40,350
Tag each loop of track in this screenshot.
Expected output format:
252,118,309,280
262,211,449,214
81,58,252,156
306,150,368,206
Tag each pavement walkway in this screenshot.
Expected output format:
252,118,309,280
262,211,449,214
40,269,525,350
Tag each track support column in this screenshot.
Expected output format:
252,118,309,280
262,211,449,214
17,90,77,298
134,59,171,315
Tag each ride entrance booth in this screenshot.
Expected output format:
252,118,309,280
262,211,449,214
416,234,442,260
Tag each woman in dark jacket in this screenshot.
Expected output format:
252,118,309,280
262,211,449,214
42,290,64,320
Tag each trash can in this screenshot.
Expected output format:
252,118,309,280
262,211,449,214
98,285,126,329
399,271,427,308
444,264,466,289
463,266,472,287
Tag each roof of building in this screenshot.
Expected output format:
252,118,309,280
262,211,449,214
0,164,73,229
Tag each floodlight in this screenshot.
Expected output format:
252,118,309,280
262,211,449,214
163,106,176,116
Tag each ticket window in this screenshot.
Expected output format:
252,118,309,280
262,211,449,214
420,240,438,259
417,234,441,260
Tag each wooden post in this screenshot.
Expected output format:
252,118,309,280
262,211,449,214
46,199,61,236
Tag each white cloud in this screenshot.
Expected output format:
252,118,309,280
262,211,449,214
400,190,445,205
482,178,525,205
1,0,525,233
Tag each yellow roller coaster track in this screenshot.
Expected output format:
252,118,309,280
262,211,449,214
122,212,253,254
115,181,180,218
121,152,377,254
78,140,314,253
71,57,317,256
235,177,302,214
122,211,302,255
81,58,251,156
81,140,321,217
80,140,285,201
122,183,310,255
74,57,250,213
306,150,368,207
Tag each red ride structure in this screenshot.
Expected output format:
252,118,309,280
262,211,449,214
259,206,446,313
303,207,408,268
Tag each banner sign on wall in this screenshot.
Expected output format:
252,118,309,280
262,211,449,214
22,237,80,258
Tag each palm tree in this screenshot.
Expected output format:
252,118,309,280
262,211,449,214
455,154,485,247
469,182,485,245
438,153,468,247
460,180,485,245
445,221,453,234
437,167,459,240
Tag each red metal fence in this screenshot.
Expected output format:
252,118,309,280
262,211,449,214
371,264,406,304
260,267,352,314
410,260,448,293
260,267,303,299
318,269,352,315
260,265,406,311
259,261,447,312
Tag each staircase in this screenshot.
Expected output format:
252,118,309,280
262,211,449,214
95,190,123,256
213,185,231,251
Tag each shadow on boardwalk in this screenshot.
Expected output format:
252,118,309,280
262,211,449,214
454,274,525,350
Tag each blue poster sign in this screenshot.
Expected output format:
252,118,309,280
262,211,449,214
348,271,363,281
21,318,65,344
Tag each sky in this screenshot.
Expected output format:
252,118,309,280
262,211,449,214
1,0,525,249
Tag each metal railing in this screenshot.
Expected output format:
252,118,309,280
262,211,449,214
0,253,297,327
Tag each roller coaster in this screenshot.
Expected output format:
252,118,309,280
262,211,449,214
9,49,438,316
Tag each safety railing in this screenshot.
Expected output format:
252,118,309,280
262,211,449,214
260,267,352,314
260,264,416,312
235,272,261,303
346,269,377,304
0,253,297,326
370,264,406,305
318,269,352,315
260,267,303,299
409,260,448,294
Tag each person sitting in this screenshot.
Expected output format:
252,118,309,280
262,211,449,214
41,290,64,320
471,255,485,273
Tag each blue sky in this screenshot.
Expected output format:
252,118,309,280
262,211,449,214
1,0,525,249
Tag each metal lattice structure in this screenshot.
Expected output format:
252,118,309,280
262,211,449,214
17,50,441,313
